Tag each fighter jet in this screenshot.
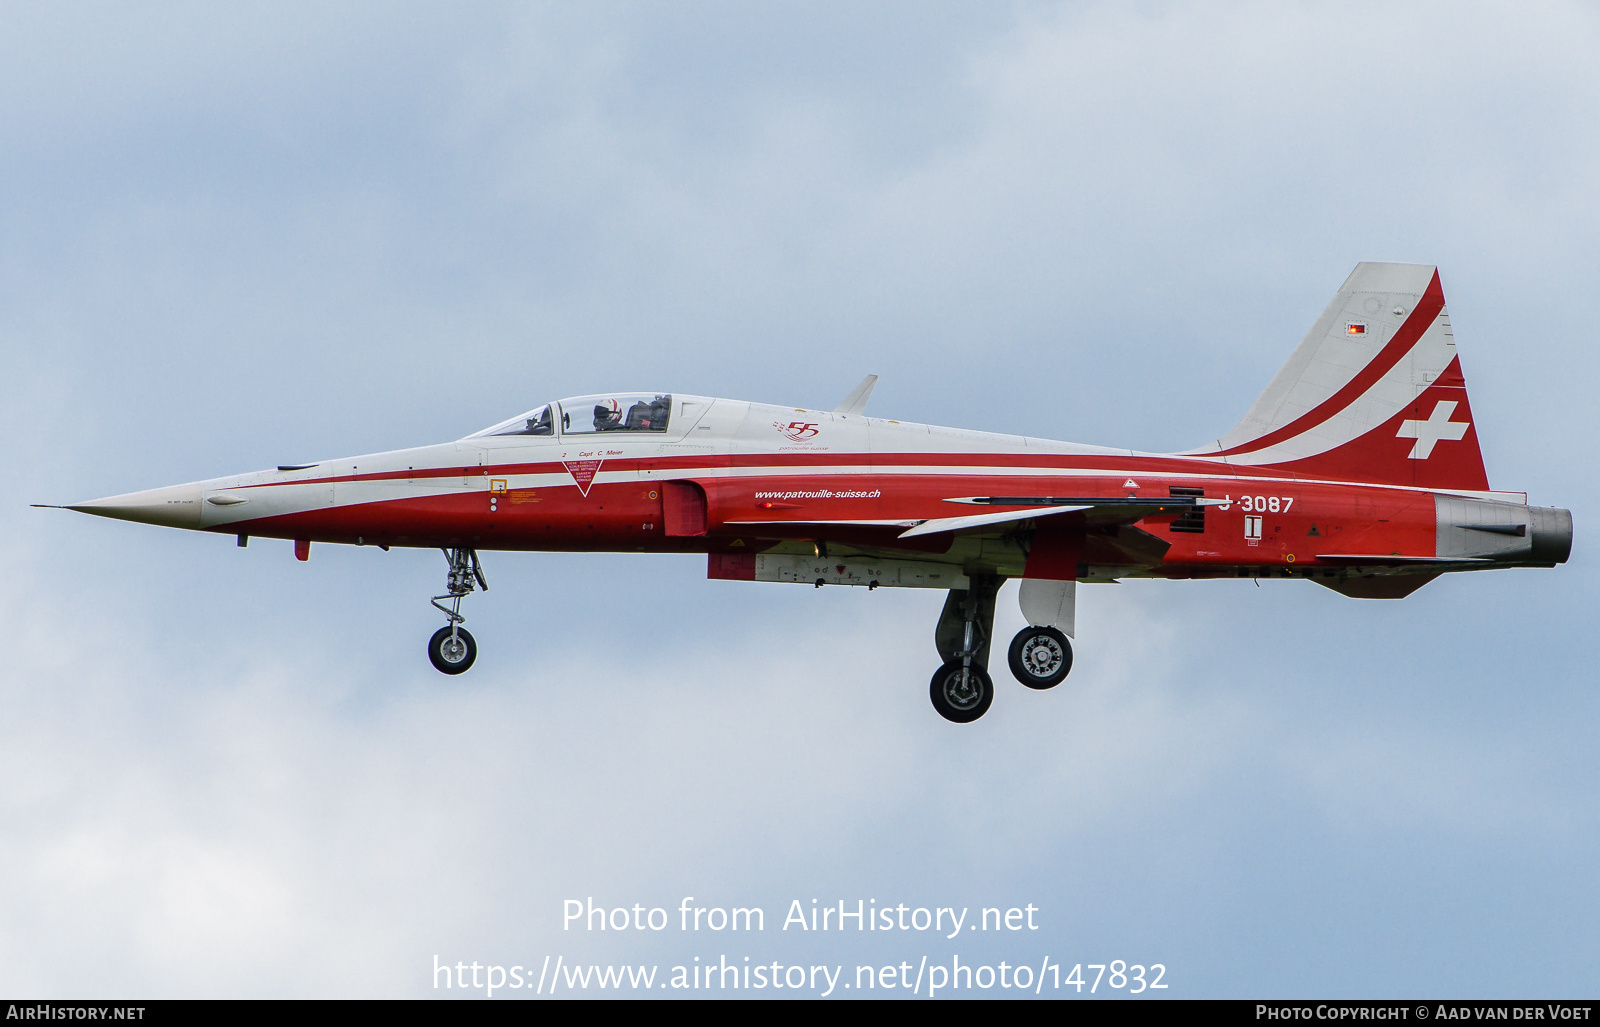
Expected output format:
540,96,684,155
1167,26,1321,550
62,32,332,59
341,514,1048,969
43,263,1571,722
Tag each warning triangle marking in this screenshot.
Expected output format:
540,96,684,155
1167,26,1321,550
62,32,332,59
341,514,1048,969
563,459,604,497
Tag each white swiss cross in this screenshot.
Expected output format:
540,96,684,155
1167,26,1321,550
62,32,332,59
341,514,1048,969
1396,400,1470,459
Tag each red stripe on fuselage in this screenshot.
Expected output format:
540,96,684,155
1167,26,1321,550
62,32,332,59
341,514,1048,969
238,450,1344,492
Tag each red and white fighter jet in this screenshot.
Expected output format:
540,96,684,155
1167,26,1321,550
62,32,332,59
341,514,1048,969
48,263,1572,722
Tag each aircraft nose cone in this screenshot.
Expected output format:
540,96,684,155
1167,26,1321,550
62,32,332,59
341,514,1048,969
66,483,205,529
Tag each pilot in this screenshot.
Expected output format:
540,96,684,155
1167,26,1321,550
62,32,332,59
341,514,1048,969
593,401,623,431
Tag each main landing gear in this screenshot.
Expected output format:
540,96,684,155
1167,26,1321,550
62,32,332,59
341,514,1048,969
929,575,1000,723
929,662,993,723
429,546,486,675
928,576,1076,722
1007,625,1072,689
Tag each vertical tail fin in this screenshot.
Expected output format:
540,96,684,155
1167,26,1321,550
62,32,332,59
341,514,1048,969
1194,262,1490,491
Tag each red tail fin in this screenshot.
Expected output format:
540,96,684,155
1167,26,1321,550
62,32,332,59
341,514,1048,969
1190,263,1489,491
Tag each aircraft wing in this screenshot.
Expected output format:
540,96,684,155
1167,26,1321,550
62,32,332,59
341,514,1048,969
896,505,1092,538
720,518,921,531
719,496,1222,545
899,495,1225,538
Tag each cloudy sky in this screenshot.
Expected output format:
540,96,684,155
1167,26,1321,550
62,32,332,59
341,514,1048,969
2,0,1595,999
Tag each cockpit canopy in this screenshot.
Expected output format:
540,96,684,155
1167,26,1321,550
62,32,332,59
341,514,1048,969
471,404,554,437
466,394,674,439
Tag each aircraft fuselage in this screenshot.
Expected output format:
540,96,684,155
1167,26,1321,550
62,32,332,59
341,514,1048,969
52,263,1574,720
71,395,1567,592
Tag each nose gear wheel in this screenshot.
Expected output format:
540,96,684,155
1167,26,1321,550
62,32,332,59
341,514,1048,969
428,547,486,675
429,625,477,674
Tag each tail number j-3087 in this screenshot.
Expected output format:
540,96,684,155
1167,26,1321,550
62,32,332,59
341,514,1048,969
1220,494,1294,513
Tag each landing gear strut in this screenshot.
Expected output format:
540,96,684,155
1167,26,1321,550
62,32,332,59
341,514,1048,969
929,574,1001,723
429,547,486,675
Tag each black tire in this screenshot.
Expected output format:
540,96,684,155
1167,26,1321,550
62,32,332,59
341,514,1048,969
429,626,477,674
929,661,993,723
1007,626,1072,689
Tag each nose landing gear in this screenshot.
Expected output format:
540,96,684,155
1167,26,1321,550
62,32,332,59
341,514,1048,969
429,624,477,674
428,547,486,674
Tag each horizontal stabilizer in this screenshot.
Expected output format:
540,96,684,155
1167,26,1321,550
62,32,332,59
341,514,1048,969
1317,573,1439,599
